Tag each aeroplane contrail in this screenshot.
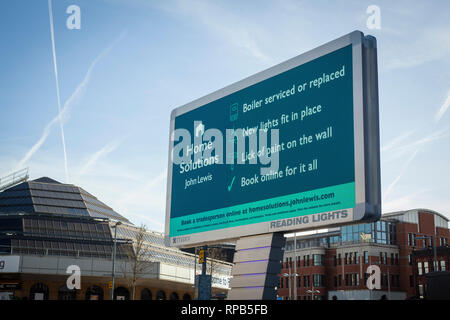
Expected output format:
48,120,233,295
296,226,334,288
48,0,69,183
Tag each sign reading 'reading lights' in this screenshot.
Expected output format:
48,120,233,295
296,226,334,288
165,31,381,247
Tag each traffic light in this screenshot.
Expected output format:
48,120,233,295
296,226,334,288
198,249,205,264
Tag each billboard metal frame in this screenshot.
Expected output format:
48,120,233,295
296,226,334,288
165,30,380,247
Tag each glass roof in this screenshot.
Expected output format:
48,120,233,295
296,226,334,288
0,178,130,223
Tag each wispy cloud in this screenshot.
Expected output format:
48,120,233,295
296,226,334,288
117,170,168,206
383,189,430,213
78,138,125,175
383,127,450,163
381,129,416,153
113,170,168,230
15,31,126,174
382,126,450,201
160,0,271,64
16,117,57,171
383,148,419,202
434,91,450,123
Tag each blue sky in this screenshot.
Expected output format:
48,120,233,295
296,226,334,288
1,0,449,232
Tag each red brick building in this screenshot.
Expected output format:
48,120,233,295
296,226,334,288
277,209,450,300
412,246,450,299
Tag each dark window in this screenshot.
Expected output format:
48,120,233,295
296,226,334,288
86,285,103,300
30,283,49,300
313,274,324,287
140,289,152,300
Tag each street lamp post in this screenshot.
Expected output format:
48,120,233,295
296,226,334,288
293,233,297,300
306,289,320,300
193,246,197,299
282,272,298,300
110,221,122,300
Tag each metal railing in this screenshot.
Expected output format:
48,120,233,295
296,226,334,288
0,168,29,192
0,244,127,260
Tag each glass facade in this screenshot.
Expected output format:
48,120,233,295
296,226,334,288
340,220,397,245
284,219,398,252
0,214,129,259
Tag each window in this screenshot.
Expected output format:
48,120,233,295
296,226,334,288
408,254,412,265
440,260,446,271
363,251,369,264
417,262,423,275
418,284,424,299
313,254,324,266
395,253,399,265
333,255,337,266
338,254,341,265
334,276,337,287
391,253,394,265
354,252,358,264
345,274,349,286
424,261,429,274
303,275,310,288
313,274,324,287
384,252,388,265
345,253,348,265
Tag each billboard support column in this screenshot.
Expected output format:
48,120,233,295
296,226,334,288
227,233,285,300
